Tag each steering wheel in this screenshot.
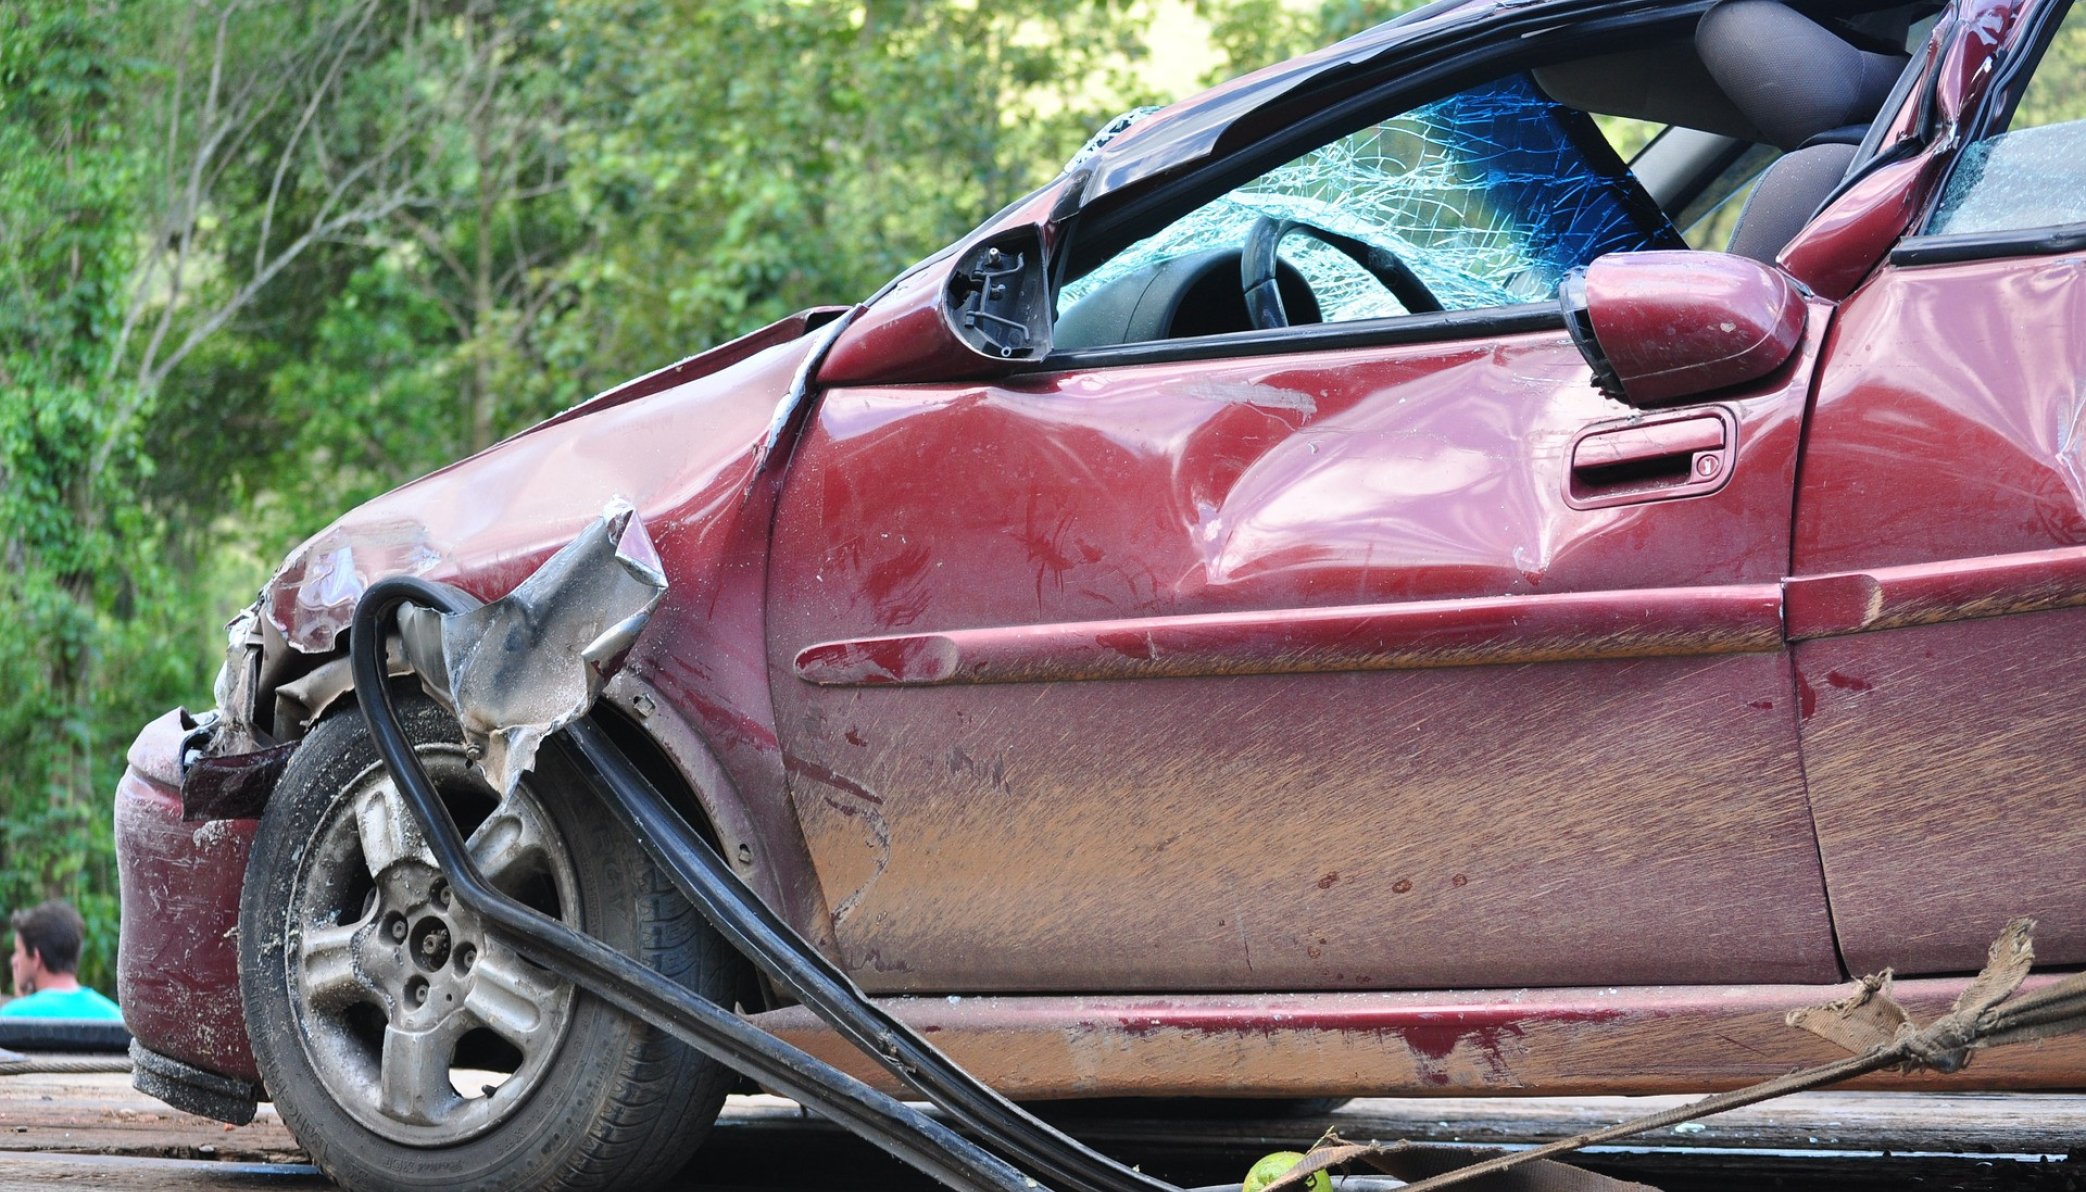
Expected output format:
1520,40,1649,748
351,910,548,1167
1240,215,1443,330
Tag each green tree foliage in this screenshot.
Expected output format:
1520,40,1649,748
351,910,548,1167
0,0,164,989
2013,2,2086,130
17,0,2081,1004
1195,0,1428,82
0,0,1160,996
542,0,1153,395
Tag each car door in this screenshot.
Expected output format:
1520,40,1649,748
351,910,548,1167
1790,0,2086,977
765,68,1841,996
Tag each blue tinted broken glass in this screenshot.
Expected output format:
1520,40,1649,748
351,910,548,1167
1061,72,1681,322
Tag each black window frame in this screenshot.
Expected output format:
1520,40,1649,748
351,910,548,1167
1025,1,1724,374
1892,0,2086,266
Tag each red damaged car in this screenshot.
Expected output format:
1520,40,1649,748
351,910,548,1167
114,0,2086,1185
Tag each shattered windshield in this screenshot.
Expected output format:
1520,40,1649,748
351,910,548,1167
1060,72,1681,323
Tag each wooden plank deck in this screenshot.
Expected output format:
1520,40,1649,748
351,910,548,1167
0,1066,2078,1189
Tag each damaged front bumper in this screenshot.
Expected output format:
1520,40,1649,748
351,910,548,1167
111,503,670,1127
112,708,267,1117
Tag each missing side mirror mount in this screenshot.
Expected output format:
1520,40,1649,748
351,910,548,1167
947,229,1050,361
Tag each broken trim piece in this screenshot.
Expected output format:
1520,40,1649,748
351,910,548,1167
352,576,1043,1192
1785,543,2086,639
793,584,1783,687
129,1041,260,1127
352,528,1176,1192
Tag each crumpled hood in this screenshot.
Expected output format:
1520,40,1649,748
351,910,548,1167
263,313,835,653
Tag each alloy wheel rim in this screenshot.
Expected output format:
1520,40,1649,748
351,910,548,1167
287,748,578,1145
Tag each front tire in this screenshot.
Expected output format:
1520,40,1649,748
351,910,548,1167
240,694,738,1191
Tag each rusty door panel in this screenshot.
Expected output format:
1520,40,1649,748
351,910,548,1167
1795,254,2086,975
771,320,1836,993
257,337,840,945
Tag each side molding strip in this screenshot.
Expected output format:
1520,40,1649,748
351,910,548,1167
794,584,1784,687
1786,544,2086,640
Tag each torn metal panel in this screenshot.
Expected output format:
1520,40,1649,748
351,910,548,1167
273,520,443,654
230,327,835,941
259,328,820,658
207,607,271,756
397,502,667,795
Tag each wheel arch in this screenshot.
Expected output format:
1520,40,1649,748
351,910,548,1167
269,652,829,978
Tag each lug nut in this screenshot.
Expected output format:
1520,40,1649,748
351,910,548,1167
389,917,408,942
408,979,429,1006
457,944,477,974
408,916,453,971
430,880,450,910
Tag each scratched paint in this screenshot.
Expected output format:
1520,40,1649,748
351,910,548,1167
750,978,2086,1099
115,761,261,1082
1796,608,2086,975
769,316,1837,993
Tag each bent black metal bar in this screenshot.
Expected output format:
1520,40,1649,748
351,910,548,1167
349,576,1037,1192
558,717,1179,1192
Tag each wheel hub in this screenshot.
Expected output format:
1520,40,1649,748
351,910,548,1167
288,754,578,1145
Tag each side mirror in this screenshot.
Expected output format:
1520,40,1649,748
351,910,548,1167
1561,251,1806,408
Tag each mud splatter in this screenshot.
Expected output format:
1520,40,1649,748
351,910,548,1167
1825,670,1874,693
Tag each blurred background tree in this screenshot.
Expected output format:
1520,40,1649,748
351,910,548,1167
0,0,1424,993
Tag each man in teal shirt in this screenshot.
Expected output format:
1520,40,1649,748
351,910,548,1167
4,899,122,1020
